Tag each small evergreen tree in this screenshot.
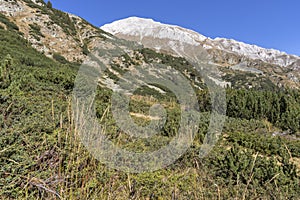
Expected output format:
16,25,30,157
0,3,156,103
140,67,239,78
46,1,52,9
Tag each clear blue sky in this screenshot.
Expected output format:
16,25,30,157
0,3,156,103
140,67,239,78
49,0,300,56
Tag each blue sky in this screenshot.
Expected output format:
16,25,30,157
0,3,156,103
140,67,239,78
49,0,300,56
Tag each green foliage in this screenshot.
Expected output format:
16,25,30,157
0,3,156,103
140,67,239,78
223,71,277,90
0,54,13,88
52,53,68,64
207,143,299,198
0,22,299,199
29,23,44,40
203,119,300,198
226,88,300,133
197,88,300,133
0,27,79,199
226,131,300,158
49,8,77,36
46,0,52,9
82,43,90,55
24,0,76,36
23,0,46,9
0,13,19,31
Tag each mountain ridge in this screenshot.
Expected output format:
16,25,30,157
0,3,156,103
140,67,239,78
0,1,299,88
101,16,300,70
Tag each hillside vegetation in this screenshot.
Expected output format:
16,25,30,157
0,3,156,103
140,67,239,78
0,4,300,199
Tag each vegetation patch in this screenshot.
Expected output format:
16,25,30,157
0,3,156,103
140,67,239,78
29,23,44,40
0,13,299,199
0,13,19,31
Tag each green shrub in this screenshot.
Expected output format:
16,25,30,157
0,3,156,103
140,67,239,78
53,53,67,64
0,13,19,31
29,23,44,38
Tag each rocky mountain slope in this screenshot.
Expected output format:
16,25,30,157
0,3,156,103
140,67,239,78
0,0,299,89
102,17,300,69
0,0,110,62
102,17,300,89
0,1,300,199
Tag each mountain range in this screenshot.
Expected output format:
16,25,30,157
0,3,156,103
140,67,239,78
101,17,300,89
1,1,300,199
102,16,300,69
1,0,299,89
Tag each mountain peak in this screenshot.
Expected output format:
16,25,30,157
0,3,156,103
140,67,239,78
101,17,300,69
101,17,207,46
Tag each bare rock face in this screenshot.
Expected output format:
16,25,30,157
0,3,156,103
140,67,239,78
0,0,108,63
0,0,24,16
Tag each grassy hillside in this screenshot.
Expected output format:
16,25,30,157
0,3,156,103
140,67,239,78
0,13,300,199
